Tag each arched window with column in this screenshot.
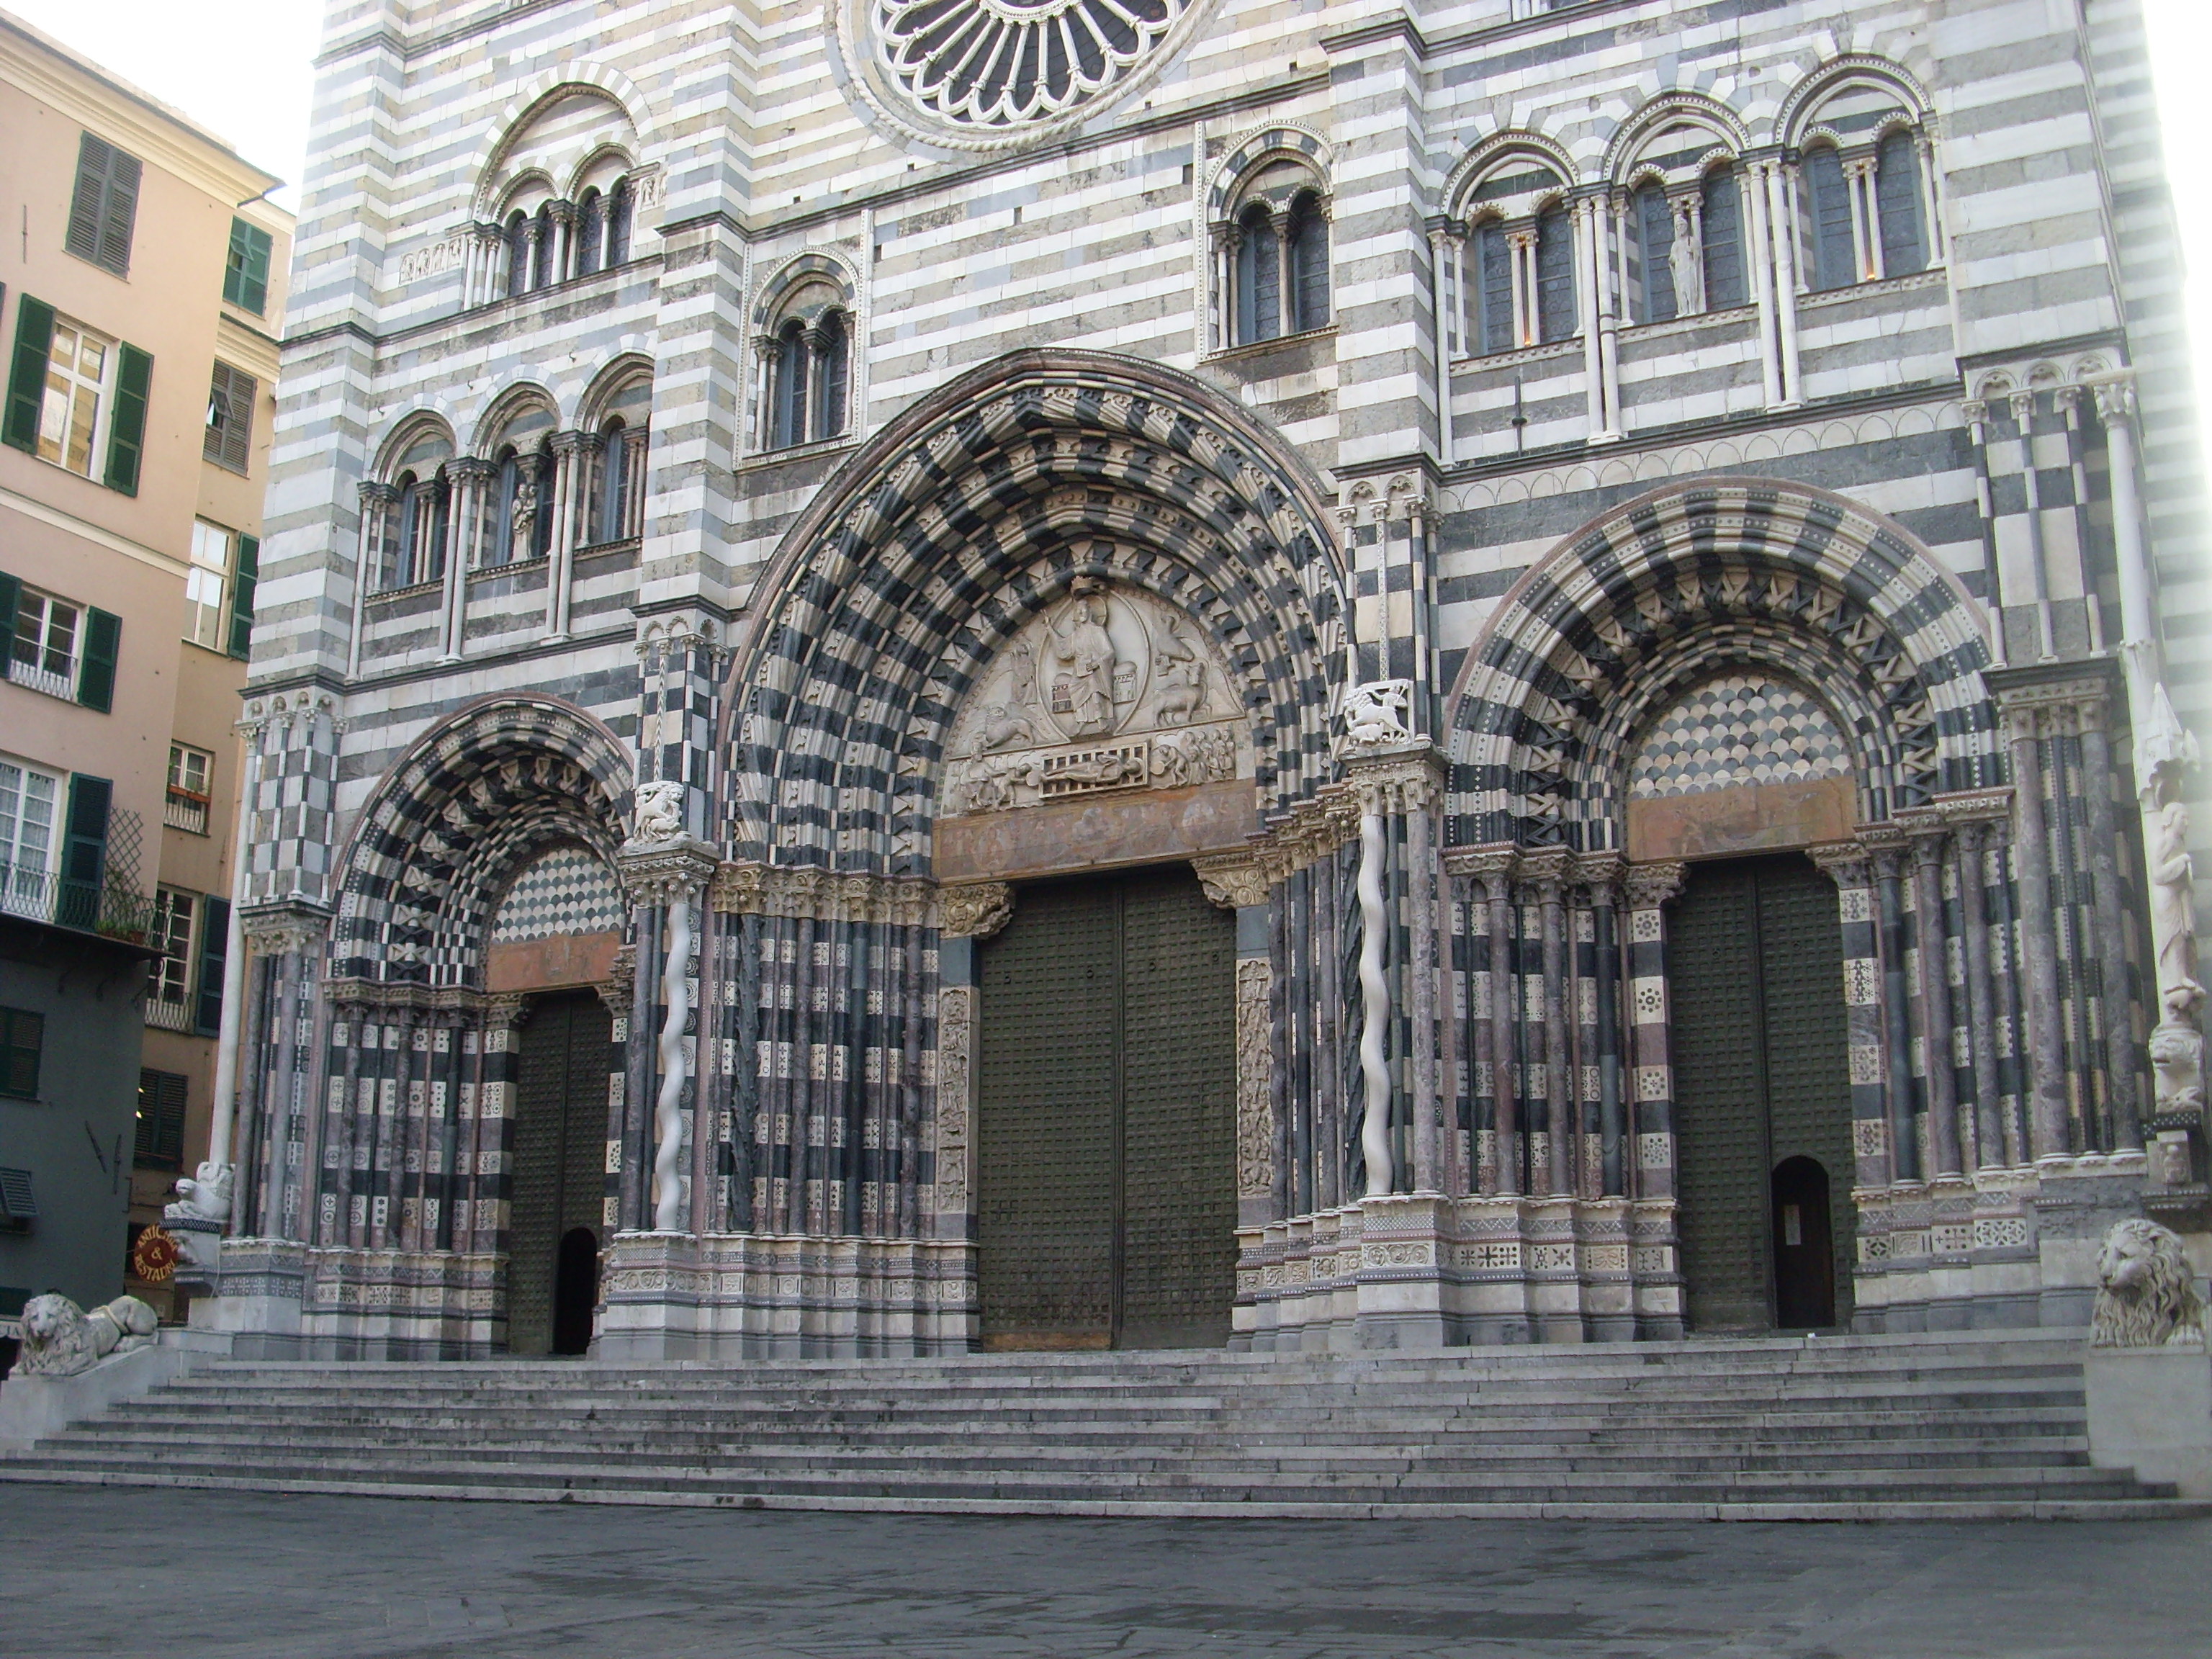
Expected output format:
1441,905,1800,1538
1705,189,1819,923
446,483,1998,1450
608,176,634,267
1233,202,1280,344
1442,140,1577,357
1534,203,1576,343
479,398,559,566
1700,166,1746,309
752,258,860,454
1875,129,1926,276
1629,181,1678,323
505,210,531,297
368,423,457,591
583,372,652,545
575,189,604,277
1207,135,1334,352
1285,190,1330,333
1784,66,1943,292
532,203,557,289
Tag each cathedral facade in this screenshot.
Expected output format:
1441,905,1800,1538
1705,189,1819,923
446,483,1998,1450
186,0,2211,1358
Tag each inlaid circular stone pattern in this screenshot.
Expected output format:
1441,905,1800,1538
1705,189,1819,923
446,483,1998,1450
876,0,1190,129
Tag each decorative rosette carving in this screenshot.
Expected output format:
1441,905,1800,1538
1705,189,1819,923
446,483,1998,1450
876,0,1192,130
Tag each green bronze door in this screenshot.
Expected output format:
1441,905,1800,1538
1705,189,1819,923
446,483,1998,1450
976,866,1236,1349
506,991,611,1355
1667,855,1854,1331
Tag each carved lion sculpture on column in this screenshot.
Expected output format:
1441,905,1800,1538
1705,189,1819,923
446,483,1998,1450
2090,1218,2207,1349
16,1293,160,1377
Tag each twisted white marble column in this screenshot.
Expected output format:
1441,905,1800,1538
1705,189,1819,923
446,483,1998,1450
652,891,694,1232
1357,806,1394,1198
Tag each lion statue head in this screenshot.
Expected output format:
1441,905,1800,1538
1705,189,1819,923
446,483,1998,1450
2091,1218,2207,1349
16,1292,159,1378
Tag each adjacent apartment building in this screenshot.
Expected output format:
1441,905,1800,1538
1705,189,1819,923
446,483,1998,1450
0,9,289,1328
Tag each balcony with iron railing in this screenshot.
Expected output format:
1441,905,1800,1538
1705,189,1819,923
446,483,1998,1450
163,786,210,835
0,861,155,944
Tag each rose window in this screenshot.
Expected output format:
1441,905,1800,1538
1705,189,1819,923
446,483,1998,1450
875,0,1191,129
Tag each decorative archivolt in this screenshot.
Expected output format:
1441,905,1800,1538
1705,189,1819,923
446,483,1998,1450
1599,91,1750,185
1208,124,1334,222
751,251,860,332
720,349,1348,873
1444,479,2000,850
1442,130,1578,223
372,413,457,484
467,382,559,457
467,65,661,220
331,698,634,985
1775,54,1936,150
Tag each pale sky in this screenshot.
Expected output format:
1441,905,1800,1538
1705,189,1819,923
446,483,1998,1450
11,0,2212,503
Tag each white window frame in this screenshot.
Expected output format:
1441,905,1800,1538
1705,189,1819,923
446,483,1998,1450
0,756,62,921
166,741,213,835
149,886,197,1028
9,586,81,701
186,521,233,652
38,315,115,477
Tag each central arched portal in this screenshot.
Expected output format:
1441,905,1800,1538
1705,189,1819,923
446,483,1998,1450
976,866,1237,1349
719,349,1348,1353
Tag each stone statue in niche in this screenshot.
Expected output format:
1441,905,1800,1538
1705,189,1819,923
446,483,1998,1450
2148,798,2203,1020
509,475,539,564
942,580,1245,814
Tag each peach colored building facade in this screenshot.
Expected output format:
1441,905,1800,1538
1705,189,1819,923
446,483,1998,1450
0,9,289,1326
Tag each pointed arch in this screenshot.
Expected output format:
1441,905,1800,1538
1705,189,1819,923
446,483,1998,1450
1442,478,2002,850
721,348,1349,873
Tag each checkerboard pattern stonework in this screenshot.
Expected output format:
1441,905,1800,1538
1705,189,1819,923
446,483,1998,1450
202,0,2207,1363
1628,673,1853,800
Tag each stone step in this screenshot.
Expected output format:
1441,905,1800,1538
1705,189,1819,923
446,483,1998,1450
1,1333,2180,1521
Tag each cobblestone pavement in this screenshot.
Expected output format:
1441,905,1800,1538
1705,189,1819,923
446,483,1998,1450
2,1484,2195,1658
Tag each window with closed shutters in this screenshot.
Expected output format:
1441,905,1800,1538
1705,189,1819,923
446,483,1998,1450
204,361,254,474
0,1005,42,1098
66,132,140,276
223,217,272,315
135,1068,187,1168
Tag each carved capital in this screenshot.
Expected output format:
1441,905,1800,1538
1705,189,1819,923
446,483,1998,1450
1517,846,1573,896
1344,750,1442,816
1442,842,1518,889
239,902,331,957
613,838,719,907
1574,850,1627,899
2090,375,2136,427
1622,861,1686,911
939,881,1015,940
1193,853,1270,911
487,992,532,1030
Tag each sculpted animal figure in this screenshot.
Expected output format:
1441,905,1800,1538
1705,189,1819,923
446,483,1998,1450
17,1292,159,1377
2090,1218,2206,1349
629,779,687,845
1341,680,1413,748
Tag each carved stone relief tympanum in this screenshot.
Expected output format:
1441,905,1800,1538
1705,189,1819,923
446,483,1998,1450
942,578,1249,817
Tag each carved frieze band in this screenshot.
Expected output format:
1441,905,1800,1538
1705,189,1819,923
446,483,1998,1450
934,984,976,1216
1235,958,1275,1200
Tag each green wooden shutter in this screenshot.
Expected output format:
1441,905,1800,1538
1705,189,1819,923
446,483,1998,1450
205,361,253,473
135,1068,187,1168
0,572,20,661
103,343,151,495
195,894,230,1035
227,534,258,660
225,219,271,315
58,774,110,932
3,295,54,454
76,606,120,711
66,133,140,276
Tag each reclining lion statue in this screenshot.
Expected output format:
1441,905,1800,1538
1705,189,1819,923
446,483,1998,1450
2090,1218,2206,1349
14,1292,159,1378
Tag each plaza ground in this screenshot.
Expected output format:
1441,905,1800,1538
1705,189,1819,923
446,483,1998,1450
0,1481,2195,1657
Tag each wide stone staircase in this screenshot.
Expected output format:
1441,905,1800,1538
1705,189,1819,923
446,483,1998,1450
2,1329,2200,1519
